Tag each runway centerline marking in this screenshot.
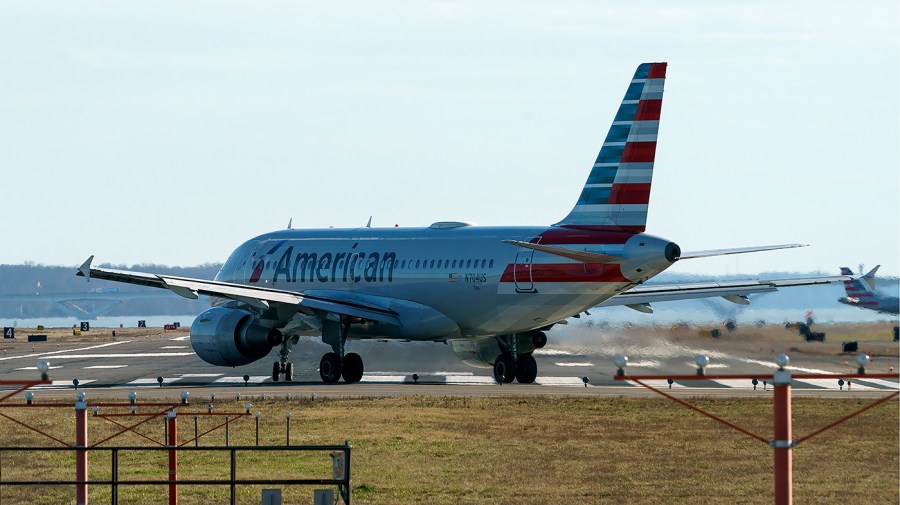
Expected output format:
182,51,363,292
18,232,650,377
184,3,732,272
84,365,129,369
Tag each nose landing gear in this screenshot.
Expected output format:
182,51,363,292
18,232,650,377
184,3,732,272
271,335,296,382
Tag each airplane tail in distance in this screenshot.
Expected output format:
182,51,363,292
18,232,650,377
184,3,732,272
840,265,879,299
555,62,666,232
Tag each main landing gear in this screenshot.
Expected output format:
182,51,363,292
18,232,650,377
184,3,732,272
493,353,537,384
492,332,542,384
272,335,298,382
318,317,365,384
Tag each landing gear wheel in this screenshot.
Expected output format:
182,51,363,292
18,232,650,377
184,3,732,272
515,354,538,384
319,352,342,384
284,362,293,382
493,354,517,384
341,352,364,383
272,361,281,382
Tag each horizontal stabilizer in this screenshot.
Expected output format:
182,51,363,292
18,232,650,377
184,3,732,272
679,243,806,260
502,240,622,263
600,274,852,307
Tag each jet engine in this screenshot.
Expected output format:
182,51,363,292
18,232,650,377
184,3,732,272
190,307,283,367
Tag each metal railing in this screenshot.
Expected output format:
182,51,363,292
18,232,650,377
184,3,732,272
0,443,352,505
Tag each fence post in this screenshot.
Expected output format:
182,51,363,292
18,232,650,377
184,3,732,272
111,449,119,505
773,368,793,505
167,410,178,505
75,394,88,505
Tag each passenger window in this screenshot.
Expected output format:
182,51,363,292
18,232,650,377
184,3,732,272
437,260,442,268
489,259,494,268
452,260,457,268
466,259,471,268
401,260,406,269
430,260,434,268
481,259,486,268
416,260,420,269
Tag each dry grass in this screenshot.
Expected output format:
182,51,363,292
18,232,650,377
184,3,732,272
0,395,896,504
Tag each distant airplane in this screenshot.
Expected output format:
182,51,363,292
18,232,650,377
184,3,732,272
77,62,852,384
838,266,899,315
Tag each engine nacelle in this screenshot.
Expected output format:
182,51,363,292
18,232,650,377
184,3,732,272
190,307,283,367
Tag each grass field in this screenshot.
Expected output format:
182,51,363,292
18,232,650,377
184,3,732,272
0,395,896,504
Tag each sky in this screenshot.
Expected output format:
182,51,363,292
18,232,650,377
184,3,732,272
1,1,898,277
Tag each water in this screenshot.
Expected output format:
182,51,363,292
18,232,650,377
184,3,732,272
0,315,196,329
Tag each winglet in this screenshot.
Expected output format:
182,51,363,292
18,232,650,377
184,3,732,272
77,255,94,281
862,265,880,290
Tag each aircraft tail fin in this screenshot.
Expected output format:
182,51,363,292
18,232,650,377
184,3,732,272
554,62,666,232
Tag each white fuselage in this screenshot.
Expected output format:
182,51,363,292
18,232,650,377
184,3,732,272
213,224,677,340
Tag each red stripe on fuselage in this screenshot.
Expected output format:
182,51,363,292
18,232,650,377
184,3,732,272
634,100,662,121
609,183,651,204
620,142,656,163
500,263,629,283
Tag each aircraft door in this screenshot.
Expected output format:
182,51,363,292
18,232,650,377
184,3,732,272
513,237,539,293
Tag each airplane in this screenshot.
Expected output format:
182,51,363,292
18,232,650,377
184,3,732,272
838,266,899,315
76,62,854,385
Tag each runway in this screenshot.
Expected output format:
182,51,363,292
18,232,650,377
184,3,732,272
1,328,897,399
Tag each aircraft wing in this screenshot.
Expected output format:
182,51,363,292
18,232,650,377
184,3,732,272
76,256,401,325
599,274,853,313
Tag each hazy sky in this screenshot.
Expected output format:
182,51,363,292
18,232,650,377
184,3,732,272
1,1,898,276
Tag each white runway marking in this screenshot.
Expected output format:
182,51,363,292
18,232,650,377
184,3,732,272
126,378,183,386
361,375,408,383
711,379,762,389
628,360,661,368
534,349,582,356
683,362,730,369
33,380,97,389
160,346,188,349
794,379,844,390
213,376,269,384
853,379,899,389
627,379,685,388
47,353,195,359
0,340,132,362
170,335,191,341
14,365,63,371
535,377,588,386
555,362,594,367
84,365,128,369
178,373,223,378
445,375,496,385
